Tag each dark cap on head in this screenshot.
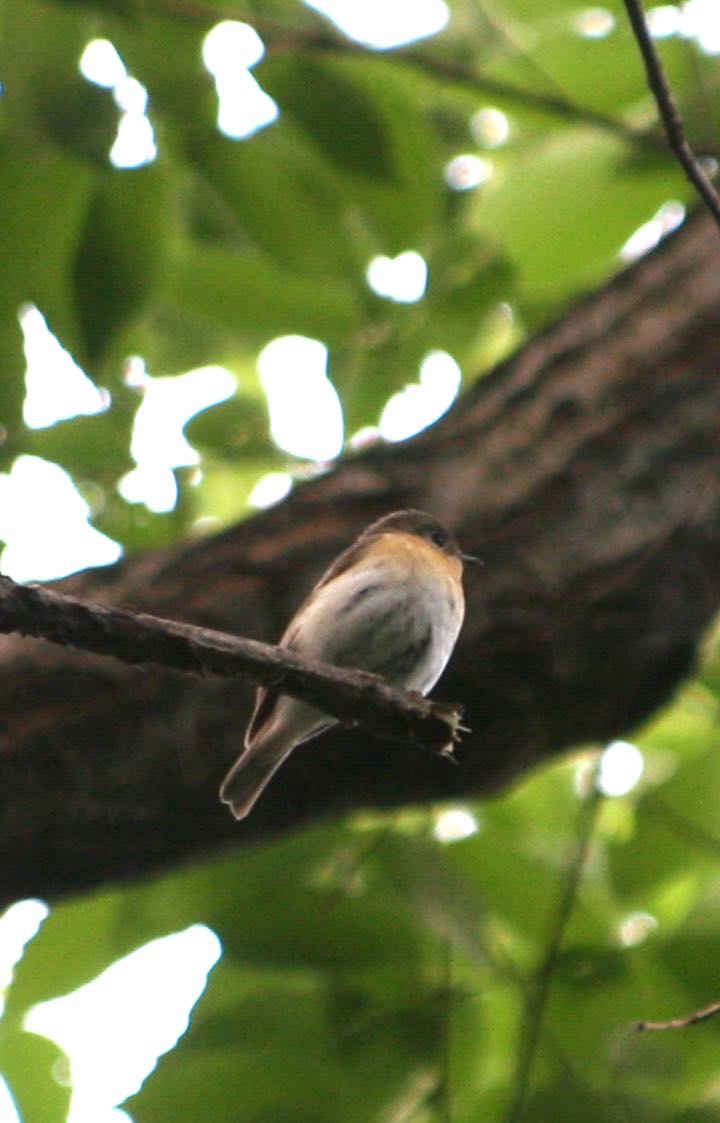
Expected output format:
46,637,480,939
364,509,466,560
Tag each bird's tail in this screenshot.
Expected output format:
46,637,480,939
219,734,294,820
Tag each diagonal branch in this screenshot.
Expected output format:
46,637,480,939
0,576,463,756
622,0,720,229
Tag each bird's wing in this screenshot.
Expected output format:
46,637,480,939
244,536,376,749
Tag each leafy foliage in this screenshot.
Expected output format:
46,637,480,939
1,0,708,539
2,0,720,1120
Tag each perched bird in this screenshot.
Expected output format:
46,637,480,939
220,509,475,820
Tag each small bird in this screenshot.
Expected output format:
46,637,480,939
220,509,475,820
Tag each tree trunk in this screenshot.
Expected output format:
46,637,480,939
3,208,720,905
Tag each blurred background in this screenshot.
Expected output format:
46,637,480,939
2,1,720,1120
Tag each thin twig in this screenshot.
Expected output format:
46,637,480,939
506,786,604,1122
622,0,720,229
396,50,661,150
0,576,464,755
637,1001,720,1032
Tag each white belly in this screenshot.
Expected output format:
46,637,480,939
290,553,464,696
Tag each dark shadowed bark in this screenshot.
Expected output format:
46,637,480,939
3,208,720,906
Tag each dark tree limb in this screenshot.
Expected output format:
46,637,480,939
3,209,720,905
622,0,720,227
0,577,462,754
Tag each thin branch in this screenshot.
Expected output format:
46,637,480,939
0,576,464,755
637,1001,720,1032
506,784,604,1122
394,49,662,151
622,0,720,229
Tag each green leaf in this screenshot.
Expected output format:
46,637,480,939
190,459,281,524
127,962,342,1123
27,409,135,485
0,1028,71,1123
259,53,441,251
187,127,362,278
184,395,271,460
73,163,173,370
164,238,363,348
487,0,697,121
2,0,104,143
331,325,428,434
0,138,96,428
128,926,446,1122
94,489,194,553
259,55,396,181
36,78,118,166
427,248,515,353
469,126,689,319
112,11,214,125
4,893,127,1018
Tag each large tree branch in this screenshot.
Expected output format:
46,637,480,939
3,208,720,905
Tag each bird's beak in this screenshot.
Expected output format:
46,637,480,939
462,553,484,566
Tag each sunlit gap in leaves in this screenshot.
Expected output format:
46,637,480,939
445,154,493,191
444,106,509,192
257,336,343,462
575,740,645,799
443,107,508,192
366,251,428,303
597,740,644,796
617,910,658,948
4,308,122,580
248,471,294,510
379,351,462,441
0,900,49,1019
572,8,616,39
573,3,720,50
78,40,156,169
619,201,686,262
303,0,448,48
119,360,236,513
0,457,122,584
471,107,511,149
572,3,720,48
202,22,278,140
0,1081,22,1123
0,901,50,1123
432,807,481,843
255,329,462,468
20,306,110,428
24,927,222,1123
646,1,720,52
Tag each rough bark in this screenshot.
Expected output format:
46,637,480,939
3,208,720,906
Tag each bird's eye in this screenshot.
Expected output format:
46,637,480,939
430,529,447,547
